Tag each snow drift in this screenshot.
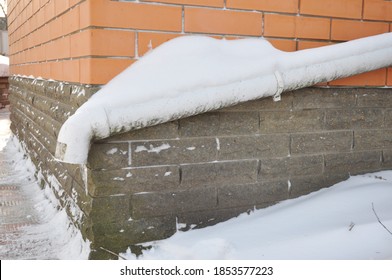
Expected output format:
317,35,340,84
121,171,392,260
55,33,392,164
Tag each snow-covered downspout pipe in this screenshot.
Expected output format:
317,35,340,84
55,33,392,164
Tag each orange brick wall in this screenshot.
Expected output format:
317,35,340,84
7,0,392,86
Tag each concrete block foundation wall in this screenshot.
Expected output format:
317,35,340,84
10,76,392,258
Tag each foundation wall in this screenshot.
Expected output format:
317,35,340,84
9,76,392,258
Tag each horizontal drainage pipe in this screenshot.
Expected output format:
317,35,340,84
55,33,392,164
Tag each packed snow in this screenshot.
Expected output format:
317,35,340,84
0,108,90,259
55,33,392,164
121,174,392,260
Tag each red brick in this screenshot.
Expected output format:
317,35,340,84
32,0,40,14
300,0,363,19
50,61,64,81
90,0,182,32
388,68,392,86
138,32,181,56
62,59,80,83
267,39,296,52
185,7,262,36
62,6,80,36
264,14,330,39
90,29,135,57
69,0,81,7
142,0,224,7
41,62,51,79
363,0,392,21
80,58,135,85
44,0,55,22
71,29,135,57
297,41,332,50
56,36,71,59
329,69,387,86
49,17,63,40
227,0,298,13
296,16,330,40
331,19,389,41
55,0,70,16
79,0,91,29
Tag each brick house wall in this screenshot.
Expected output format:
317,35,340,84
7,0,392,259
7,0,392,86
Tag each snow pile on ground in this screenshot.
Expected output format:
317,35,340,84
0,108,10,149
7,137,90,259
122,173,392,260
0,109,90,259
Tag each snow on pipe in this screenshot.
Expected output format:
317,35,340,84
55,33,392,164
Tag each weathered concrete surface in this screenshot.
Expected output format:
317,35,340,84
8,76,392,259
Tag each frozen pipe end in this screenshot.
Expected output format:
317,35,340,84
54,108,110,165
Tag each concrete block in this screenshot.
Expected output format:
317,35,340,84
356,89,392,108
354,130,392,150
89,195,130,223
70,84,101,107
88,143,130,170
179,112,220,137
219,92,293,112
88,165,180,197
260,109,324,133
289,175,328,199
291,131,353,155
179,111,259,137
324,151,381,175
33,79,47,96
293,88,356,109
383,109,392,128
45,80,58,97
382,150,392,169
219,112,259,135
104,121,179,141
177,206,253,230
218,134,289,160
130,187,217,219
180,160,258,187
53,82,72,103
89,215,177,259
259,155,324,181
218,180,288,208
326,108,384,130
130,138,218,166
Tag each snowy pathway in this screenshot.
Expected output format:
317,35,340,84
0,107,88,259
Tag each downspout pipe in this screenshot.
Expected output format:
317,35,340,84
55,33,392,164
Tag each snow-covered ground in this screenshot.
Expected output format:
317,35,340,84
0,108,89,259
1,107,392,260
121,178,392,260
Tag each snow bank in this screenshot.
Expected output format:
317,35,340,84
55,33,392,164
1,118,90,259
121,171,392,260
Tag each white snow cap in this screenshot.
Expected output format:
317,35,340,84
55,33,392,164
